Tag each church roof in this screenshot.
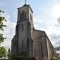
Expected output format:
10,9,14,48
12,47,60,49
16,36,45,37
34,29,50,40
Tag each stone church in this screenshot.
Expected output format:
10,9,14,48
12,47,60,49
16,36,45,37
11,3,54,60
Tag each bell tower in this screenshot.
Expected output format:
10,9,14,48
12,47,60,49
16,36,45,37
11,2,54,60
15,4,34,58
11,3,34,60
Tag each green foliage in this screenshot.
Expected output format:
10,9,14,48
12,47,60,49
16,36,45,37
0,34,6,43
57,57,60,60
0,10,6,31
50,58,60,60
0,10,7,58
0,46,7,58
0,10,6,44
0,10,4,13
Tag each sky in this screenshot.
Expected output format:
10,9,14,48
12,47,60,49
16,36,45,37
0,0,60,50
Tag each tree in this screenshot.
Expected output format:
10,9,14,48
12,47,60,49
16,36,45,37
0,34,6,45
0,10,6,30
0,10,6,45
0,46,6,58
0,10,7,58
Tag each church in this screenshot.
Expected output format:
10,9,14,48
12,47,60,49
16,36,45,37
11,3,54,60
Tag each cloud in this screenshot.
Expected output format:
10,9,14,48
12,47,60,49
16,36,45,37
56,50,60,53
1,13,16,50
45,3,60,47
33,3,60,47
33,17,44,29
52,3,60,19
43,20,60,47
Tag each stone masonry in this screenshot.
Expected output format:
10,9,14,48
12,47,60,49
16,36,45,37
11,4,54,60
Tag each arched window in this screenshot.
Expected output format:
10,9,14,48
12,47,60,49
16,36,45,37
20,11,26,21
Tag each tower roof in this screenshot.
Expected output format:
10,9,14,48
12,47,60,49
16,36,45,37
18,4,33,13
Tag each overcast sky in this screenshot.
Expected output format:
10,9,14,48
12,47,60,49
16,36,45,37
0,0,60,50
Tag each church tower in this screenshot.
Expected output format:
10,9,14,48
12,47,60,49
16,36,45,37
11,3,54,60
11,4,34,60
17,3,34,56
